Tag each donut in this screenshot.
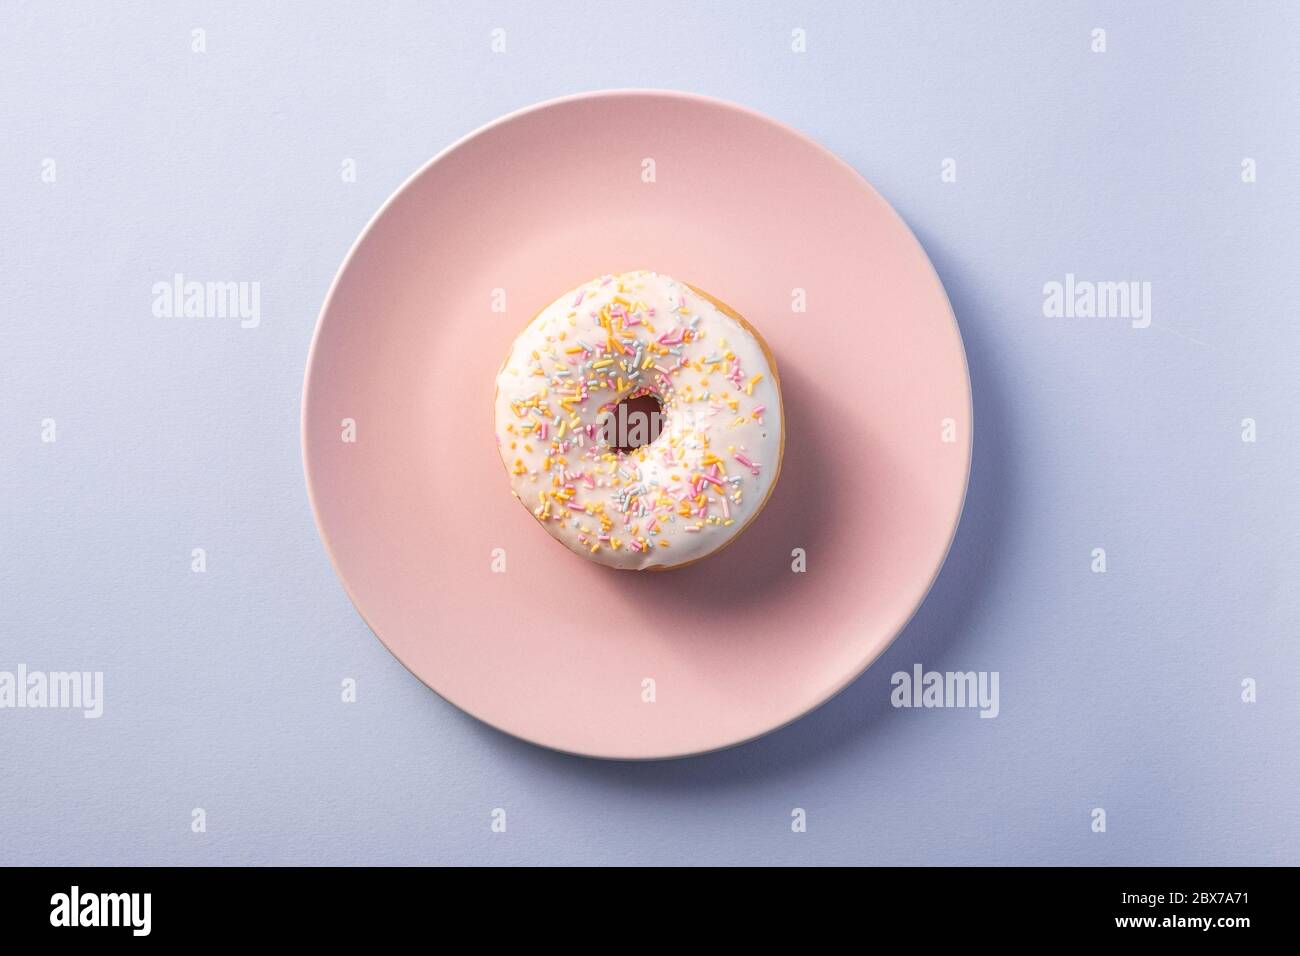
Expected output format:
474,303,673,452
493,270,784,570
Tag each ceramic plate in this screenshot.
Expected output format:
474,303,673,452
303,90,971,759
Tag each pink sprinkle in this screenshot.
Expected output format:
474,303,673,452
722,497,730,519
538,423,548,440
582,474,596,488
733,452,761,475
684,526,700,533
573,289,585,307
753,405,766,418
567,501,584,511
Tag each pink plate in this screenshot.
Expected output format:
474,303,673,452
303,90,971,759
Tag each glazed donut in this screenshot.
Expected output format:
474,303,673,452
493,270,783,570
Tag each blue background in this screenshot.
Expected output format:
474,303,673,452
2,1,1297,865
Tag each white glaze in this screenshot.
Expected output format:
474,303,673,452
494,271,783,570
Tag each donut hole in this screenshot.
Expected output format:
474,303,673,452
602,393,664,455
